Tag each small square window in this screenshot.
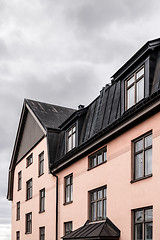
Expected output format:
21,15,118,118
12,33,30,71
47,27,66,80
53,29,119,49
40,188,45,213
26,154,33,167
26,179,32,200
64,174,73,204
26,212,32,234
64,221,72,235
133,132,152,180
39,226,45,240
133,207,153,240
66,125,76,152
89,147,107,169
39,152,44,176
18,171,22,191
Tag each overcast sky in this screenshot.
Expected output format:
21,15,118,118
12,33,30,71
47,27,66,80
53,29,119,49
1,0,160,239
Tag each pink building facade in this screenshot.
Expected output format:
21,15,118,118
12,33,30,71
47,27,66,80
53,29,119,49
8,38,160,240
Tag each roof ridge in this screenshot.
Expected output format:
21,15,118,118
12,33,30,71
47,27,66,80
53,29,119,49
25,98,76,111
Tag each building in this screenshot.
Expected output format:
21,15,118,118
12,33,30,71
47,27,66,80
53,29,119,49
7,38,160,240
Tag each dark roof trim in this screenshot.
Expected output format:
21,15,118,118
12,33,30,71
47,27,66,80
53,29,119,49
112,38,160,81
52,90,160,173
59,107,88,130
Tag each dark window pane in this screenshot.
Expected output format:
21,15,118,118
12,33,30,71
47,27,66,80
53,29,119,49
145,223,152,240
135,224,143,240
136,68,144,79
135,140,143,152
135,210,143,223
145,209,153,221
97,154,102,164
127,76,134,86
104,150,107,161
91,202,96,221
103,199,106,218
127,86,135,109
145,135,152,148
97,201,102,219
145,149,152,175
136,78,144,102
135,153,143,179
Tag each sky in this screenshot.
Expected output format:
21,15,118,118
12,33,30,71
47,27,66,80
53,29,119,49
1,0,160,239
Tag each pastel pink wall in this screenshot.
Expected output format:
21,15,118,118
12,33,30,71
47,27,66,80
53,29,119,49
12,112,160,240
12,138,56,240
57,112,160,240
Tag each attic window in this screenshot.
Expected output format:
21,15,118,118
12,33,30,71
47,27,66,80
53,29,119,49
67,125,76,152
126,66,144,110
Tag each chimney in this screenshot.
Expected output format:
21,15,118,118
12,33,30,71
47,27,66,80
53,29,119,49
78,105,85,110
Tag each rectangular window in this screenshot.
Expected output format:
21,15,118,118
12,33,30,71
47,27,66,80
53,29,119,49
16,231,20,240
26,179,32,200
40,188,45,213
126,66,144,110
133,207,153,240
90,186,107,221
133,133,152,180
67,125,76,152
65,174,73,204
26,212,32,234
26,154,33,167
16,201,20,220
18,171,22,191
89,147,107,169
64,221,72,235
39,227,45,240
39,152,44,176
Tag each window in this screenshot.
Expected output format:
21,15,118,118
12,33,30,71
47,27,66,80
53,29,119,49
126,66,144,110
16,231,20,240
89,147,107,169
67,125,76,152
133,207,153,240
64,222,72,235
26,212,32,234
26,154,33,167
18,171,22,191
40,188,45,213
39,227,45,240
90,186,107,221
26,179,32,200
16,202,20,220
133,133,152,180
65,174,73,204
39,152,44,176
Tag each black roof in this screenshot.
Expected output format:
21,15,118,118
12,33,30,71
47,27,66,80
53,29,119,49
62,219,120,240
51,38,160,170
26,99,76,130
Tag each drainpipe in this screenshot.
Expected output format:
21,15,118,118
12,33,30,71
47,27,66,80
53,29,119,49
53,173,58,240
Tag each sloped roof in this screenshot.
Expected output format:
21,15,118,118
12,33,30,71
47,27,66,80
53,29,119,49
26,99,76,130
62,219,120,240
7,99,76,200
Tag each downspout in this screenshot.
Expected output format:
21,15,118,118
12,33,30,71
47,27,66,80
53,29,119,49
53,173,58,240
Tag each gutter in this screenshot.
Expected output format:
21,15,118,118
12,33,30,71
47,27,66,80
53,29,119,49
52,173,58,240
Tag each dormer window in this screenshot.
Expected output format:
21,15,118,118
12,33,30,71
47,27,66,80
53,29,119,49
67,125,76,152
126,66,144,110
